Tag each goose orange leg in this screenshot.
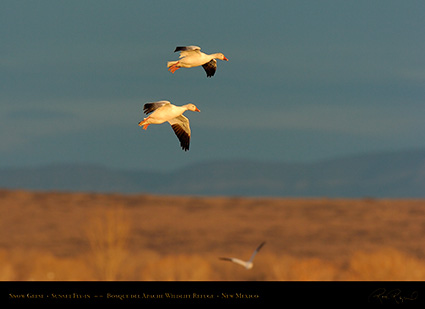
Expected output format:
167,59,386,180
138,118,150,130
168,63,180,73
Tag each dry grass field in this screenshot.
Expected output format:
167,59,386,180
1,189,425,280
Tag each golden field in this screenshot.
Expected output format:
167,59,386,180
1,189,425,280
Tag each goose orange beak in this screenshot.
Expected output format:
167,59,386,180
223,56,229,61
195,108,201,112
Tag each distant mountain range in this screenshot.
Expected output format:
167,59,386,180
1,149,425,197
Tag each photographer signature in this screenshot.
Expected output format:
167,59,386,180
368,288,418,304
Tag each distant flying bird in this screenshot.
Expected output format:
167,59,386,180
219,241,266,270
167,45,229,77
138,100,200,151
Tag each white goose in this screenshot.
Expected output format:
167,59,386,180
167,45,228,77
138,100,200,151
219,242,266,270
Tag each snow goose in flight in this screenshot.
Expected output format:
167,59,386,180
219,242,266,270
167,45,228,77
138,100,200,151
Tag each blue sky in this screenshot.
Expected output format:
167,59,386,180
1,1,425,171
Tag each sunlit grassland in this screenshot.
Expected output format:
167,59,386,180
1,190,425,281
2,247,425,281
